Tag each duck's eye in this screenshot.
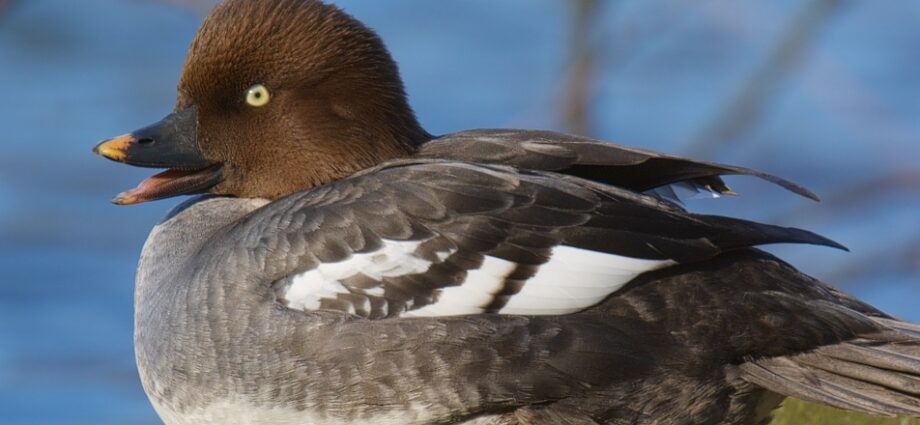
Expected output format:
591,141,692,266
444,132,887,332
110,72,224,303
245,84,271,107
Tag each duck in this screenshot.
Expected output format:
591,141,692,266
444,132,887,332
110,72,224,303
92,0,920,424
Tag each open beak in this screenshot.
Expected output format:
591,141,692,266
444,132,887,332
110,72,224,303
92,106,223,205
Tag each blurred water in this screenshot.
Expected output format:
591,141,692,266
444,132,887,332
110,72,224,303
0,1,917,424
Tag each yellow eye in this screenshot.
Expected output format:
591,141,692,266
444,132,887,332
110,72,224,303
245,84,271,107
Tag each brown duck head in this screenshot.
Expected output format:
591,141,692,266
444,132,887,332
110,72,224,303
93,0,429,204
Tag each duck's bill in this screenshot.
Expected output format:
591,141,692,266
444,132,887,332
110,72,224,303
92,106,223,205
106,163,223,205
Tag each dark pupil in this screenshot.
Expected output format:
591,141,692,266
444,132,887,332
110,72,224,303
254,91,261,98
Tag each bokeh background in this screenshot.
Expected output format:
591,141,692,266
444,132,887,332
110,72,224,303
0,0,917,424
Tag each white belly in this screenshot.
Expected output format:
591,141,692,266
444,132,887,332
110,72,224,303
151,397,466,425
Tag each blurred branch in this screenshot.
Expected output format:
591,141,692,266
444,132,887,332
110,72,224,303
683,0,844,158
814,169,920,209
562,0,602,136
154,0,216,14
770,169,920,288
0,0,15,18
771,169,920,222
824,234,920,286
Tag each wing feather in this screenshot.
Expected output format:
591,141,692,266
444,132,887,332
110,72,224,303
222,158,844,319
419,129,819,201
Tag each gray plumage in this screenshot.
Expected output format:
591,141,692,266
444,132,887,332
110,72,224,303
132,130,920,424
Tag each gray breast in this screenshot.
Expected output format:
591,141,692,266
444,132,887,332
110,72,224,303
134,196,270,421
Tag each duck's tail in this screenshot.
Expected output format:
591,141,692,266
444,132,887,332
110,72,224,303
739,317,920,417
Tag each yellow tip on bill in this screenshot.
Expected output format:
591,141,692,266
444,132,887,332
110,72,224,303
112,193,141,205
92,134,135,162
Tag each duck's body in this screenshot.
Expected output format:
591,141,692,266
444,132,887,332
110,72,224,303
93,1,920,424
138,194,788,425
134,131,920,425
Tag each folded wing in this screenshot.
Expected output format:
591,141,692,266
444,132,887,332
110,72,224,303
221,159,842,319
419,129,819,201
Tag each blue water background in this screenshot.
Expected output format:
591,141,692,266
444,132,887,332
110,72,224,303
0,1,917,424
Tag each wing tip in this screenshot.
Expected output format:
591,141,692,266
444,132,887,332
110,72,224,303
810,233,849,252
786,226,848,252
720,165,822,202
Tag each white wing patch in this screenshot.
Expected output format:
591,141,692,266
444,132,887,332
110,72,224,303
403,256,516,317
498,245,674,315
280,239,441,312
278,240,674,317
406,246,673,316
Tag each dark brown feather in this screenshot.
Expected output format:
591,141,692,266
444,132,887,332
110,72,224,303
227,159,846,319
419,129,820,201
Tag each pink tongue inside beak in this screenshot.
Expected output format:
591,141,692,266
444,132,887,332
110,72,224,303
113,166,221,205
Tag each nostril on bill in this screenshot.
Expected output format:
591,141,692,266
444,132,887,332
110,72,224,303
137,137,155,145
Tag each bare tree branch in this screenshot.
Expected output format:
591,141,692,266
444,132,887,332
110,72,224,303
824,234,920,286
154,0,217,14
562,0,602,136
0,0,15,18
771,169,920,222
768,169,920,289
682,0,844,158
